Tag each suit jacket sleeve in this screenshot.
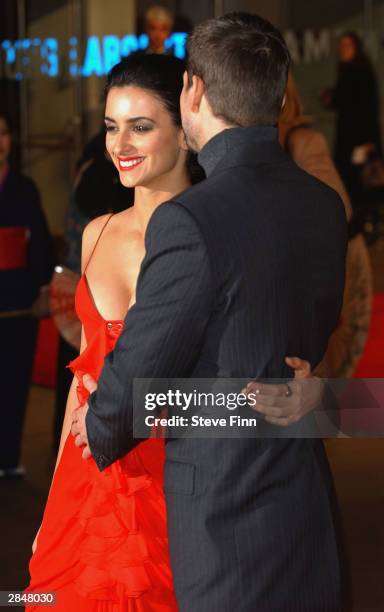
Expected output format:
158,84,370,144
86,200,215,471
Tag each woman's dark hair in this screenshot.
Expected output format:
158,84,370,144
105,54,205,183
105,54,185,126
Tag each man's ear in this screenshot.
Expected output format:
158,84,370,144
190,75,205,112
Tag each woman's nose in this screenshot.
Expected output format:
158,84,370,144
114,132,136,156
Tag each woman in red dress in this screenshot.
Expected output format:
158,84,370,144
25,54,191,611
25,54,314,611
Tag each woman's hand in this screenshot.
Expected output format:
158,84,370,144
243,356,323,427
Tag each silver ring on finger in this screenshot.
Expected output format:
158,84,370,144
284,383,293,397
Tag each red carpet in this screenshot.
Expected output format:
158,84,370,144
354,293,384,377
340,293,384,433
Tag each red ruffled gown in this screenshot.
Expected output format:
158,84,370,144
25,275,177,611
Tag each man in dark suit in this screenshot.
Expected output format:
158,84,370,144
72,13,347,611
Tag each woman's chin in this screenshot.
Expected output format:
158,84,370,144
119,173,141,189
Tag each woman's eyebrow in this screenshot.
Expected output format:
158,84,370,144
104,116,155,123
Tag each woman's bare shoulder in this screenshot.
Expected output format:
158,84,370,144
81,213,113,271
82,213,112,244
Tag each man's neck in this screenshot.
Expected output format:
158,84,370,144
197,121,234,153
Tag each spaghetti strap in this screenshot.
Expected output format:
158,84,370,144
83,213,113,273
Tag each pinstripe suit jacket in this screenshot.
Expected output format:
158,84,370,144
87,126,347,611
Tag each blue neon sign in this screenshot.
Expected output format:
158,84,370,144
0,33,187,80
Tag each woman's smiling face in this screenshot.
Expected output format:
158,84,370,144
105,85,187,190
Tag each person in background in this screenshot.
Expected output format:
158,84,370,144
280,72,372,379
52,130,134,451
142,4,174,55
281,72,352,221
322,32,382,206
0,109,55,478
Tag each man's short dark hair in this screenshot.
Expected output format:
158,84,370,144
187,12,290,127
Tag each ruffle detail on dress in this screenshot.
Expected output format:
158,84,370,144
67,320,116,401
61,365,173,605
72,448,174,604
74,458,151,600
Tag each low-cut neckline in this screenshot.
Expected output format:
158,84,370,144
82,274,124,324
